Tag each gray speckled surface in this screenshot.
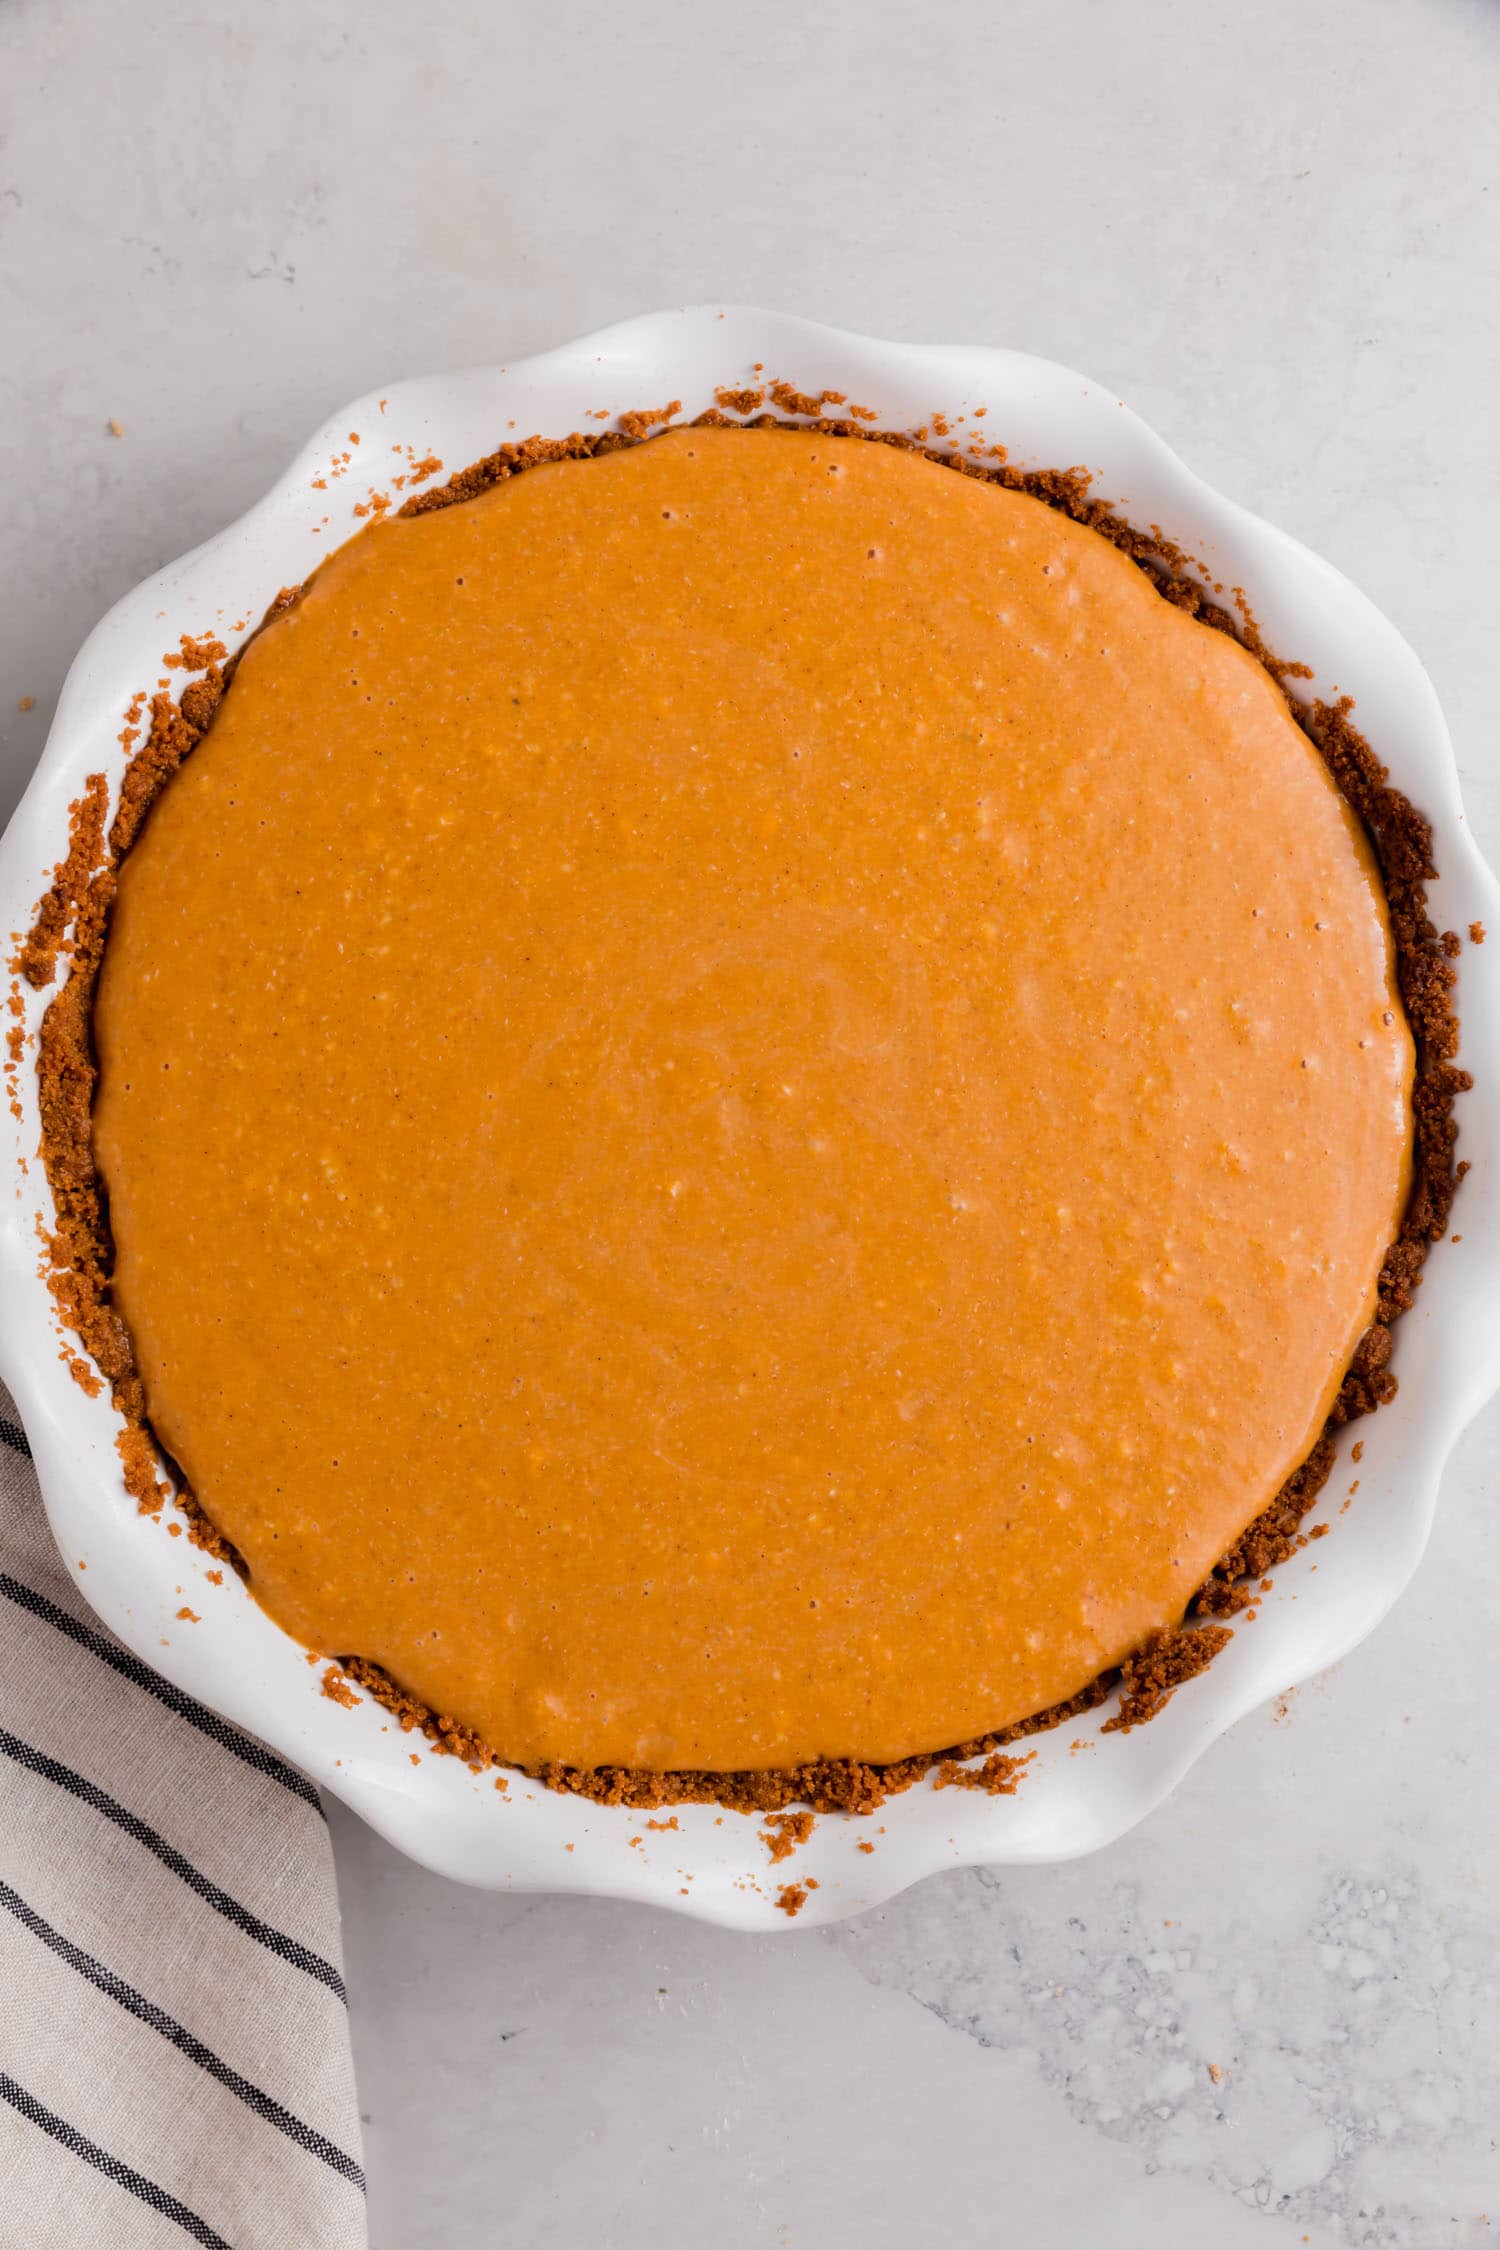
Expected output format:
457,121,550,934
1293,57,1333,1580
3,0,1499,2241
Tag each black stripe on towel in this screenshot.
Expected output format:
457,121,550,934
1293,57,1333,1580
0,1881,365,2192
0,1417,33,1459
0,2072,234,2250
0,1726,346,2002
0,1570,323,1813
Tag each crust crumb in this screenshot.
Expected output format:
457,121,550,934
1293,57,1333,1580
768,381,847,417
1103,1626,1234,1731
163,634,228,674
321,1664,360,1709
115,1427,168,1514
932,1749,1032,1794
760,1809,815,1862
15,773,108,989
616,401,681,441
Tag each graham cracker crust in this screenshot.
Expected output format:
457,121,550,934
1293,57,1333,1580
16,397,1470,1817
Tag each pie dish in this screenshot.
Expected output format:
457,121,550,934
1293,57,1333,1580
2,308,1497,1927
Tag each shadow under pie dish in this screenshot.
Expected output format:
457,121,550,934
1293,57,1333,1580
4,311,1495,1923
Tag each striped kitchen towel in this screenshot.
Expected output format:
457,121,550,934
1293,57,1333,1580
0,1384,366,2250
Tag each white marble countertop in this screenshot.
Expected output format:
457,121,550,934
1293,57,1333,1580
4,1,1499,2241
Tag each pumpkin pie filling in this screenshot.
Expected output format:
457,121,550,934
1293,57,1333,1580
86,425,1417,1776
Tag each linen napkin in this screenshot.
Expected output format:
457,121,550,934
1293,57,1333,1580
0,1383,367,2250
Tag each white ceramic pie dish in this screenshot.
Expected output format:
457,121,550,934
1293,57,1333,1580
3,306,1498,1930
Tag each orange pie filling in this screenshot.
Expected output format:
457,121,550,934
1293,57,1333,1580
91,427,1413,1773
